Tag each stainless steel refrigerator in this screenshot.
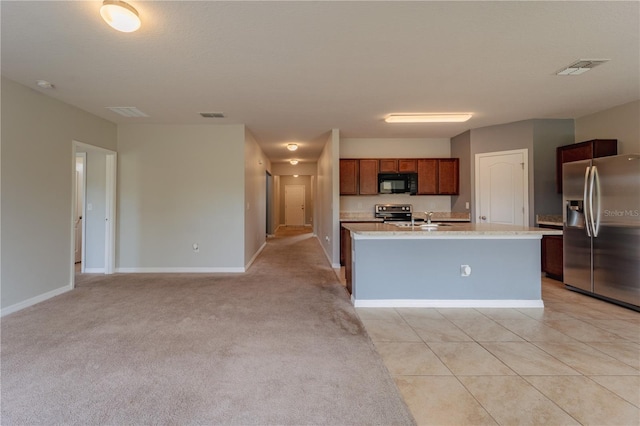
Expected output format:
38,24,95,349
563,154,640,310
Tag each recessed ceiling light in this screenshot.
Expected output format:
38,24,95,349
555,59,609,76
36,80,55,89
385,113,473,123
100,0,141,33
290,160,299,165
287,144,298,151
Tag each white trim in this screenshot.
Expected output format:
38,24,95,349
76,152,87,272
1,284,73,317
115,267,245,273
245,241,267,270
353,299,545,308
84,268,105,273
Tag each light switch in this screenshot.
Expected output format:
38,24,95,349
87,203,93,211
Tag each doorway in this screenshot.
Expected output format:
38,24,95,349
71,141,117,286
285,184,305,227
475,149,529,226
74,153,86,270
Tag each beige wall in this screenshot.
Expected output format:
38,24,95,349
316,130,340,267
575,100,640,155
1,77,117,312
117,124,246,271
244,129,271,266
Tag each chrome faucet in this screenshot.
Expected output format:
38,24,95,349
425,211,433,224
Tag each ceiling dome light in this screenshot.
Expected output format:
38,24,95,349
100,0,141,33
287,144,298,151
290,160,299,165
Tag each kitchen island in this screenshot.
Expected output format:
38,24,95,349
341,222,561,308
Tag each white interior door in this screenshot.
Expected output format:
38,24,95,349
285,184,305,226
475,149,528,226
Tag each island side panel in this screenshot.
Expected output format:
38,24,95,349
352,238,542,304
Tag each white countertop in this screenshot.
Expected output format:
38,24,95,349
341,222,562,240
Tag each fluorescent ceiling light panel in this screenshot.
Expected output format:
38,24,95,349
385,113,473,123
106,106,149,117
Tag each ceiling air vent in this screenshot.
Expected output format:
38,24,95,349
200,112,225,118
556,59,609,76
106,106,149,117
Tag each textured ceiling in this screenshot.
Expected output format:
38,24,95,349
1,1,638,163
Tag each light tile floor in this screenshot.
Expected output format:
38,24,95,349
356,277,640,425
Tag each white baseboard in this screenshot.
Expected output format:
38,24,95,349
353,299,545,308
115,267,245,273
245,241,267,270
84,267,105,273
1,284,73,317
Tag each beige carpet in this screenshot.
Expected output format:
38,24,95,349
1,229,414,425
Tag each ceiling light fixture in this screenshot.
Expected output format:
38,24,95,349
385,113,473,123
287,144,298,151
100,0,141,33
36,80,55,89
293,175,299,178
290,160,299,165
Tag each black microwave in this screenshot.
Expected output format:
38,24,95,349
378,173,418,195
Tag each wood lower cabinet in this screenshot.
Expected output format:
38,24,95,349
358,159,379,195
339,159,358,195
556,139,617,193
540,224,563,281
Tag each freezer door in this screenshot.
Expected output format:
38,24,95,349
592,155,640,307
562,160,592,292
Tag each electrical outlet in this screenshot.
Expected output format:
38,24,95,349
460,265,471,277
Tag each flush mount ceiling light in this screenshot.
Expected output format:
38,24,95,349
555,59,610,76
290,160,299,165
293,175,299,178
385,113,473,123
287,144,298,151
100,0,141,33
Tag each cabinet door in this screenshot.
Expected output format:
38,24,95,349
339,159,358,195
438,159,459,195
542,235,563,280
398,159,417,173
359,159,379,195
417,159,437,195
379,159,398,173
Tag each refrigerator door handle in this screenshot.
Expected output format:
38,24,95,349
591,165,601,237
583,166,592,237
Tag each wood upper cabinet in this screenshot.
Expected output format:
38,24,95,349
379,159,398,173
398,159,417,173
417,159,438,194
358,159,379,195
556,139,617,193
438,159,459,195
339,159,358,195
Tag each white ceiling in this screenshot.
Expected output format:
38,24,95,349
1,1,638,163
